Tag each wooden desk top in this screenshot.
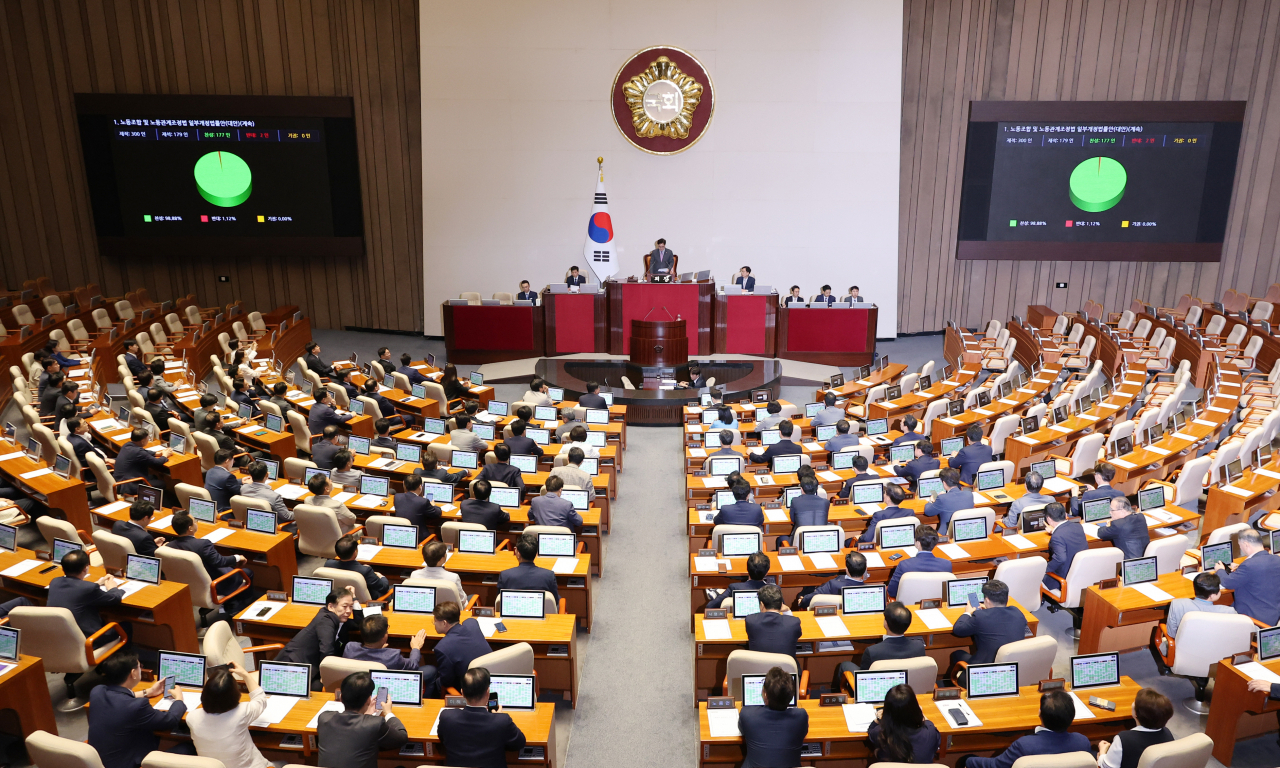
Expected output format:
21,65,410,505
693,602,1038,643
265,480,604,520
235,602,577,645
0,548,187,610
827,364,908,399
358,547,591,578
1083,569,1214,612
868,366,982,417
90,501,292,553
387,429,618,461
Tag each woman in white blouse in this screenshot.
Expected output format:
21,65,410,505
187,662,270,768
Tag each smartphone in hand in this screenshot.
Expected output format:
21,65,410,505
375,687,388,713
162,676,176,699
967,593,982,609
487,692,499,712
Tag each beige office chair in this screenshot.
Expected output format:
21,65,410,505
403,576,468,606
288,410,313,456
185,304,204,326
159,546,251,614
710,524,761,553
787,524,845,551
114,300,136,322
1052,432,1106,479
724,650,803,700
1144,534,1190,575
10,607,127,710
947,509,996,540
1008,755,1096,768
975,460,1016,487
91,530,136,571
363,515,402,540
284,457,318,482
1133,732,1213,768
459,292,482,305
326,383,350,409
994,556,1048,612
192,430,222,472
175,482,211,511
866,657,938,695
293,505,355,558
141,754,226,768
25,731,107,768
895,572,954,606
356,395,383,420
1153,610,1259,713
318,657,387,692
1042,548,1124,636
37,517,101,567
314,566,389,603
493,292,514,305
258,400,283,419
496,590,562,616
201,620,282,683
469,642,535,675
969,635,1057,688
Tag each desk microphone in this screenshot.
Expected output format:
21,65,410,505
641,306,675,321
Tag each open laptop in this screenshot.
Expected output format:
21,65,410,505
396,442,423,465
422,483,454,505
889,445,915,464
975,469,1005,492
1200,540,1234,571
865,419,889,440
348,435,371,456
814,425,837,442
561,489,589,510
1137,485,1166,514
916,476,945,500
259,661,312,699
450,450,478,470
1069,652,1120,689
759,430,781,446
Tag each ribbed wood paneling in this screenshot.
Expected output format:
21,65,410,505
0,0,422,332
900,0,1280,333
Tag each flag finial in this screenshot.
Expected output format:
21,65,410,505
597,156,604,181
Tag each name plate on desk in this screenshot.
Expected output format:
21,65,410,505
754,468,769,475
813,605,837,617
698,549,715,557
1098,578,1120,590
857,542,876,551
707,696,736,709
473,607,496,617
820,693,847,706
933,687,962,701
1038,678,1066,692
830,498,849,506
778,547,798,556
763,502,782,509
919,599,942,610
444,696,467,708
695,504,711,511
267,591,287,602
705,609,728,620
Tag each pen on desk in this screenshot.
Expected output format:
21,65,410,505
39,564,59,574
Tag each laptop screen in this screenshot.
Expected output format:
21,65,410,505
1122,556,1159,586
348,435,371,456
1029,460,1056,479
126,554,161,584
730,590,761,618
561,489,589,510
159,651,206,688
842,585,885,614
1138,485,1165,511
586,408,609,425
510,454,538,473
259,662,312,699
422,418,446,435
1082,498,1113,523
422,483,454,504
546,387,562,401
499,589,546,619
889,445,915,464
940,436,965,456
246,509,277,534
742,673,798,707
947,577,989,607
370,670,423,705
709,457,739,477
392,585,436,614
538,533,576,558
580,457,599,475
260,458,280,482
169,434,187,454
976,469,1005,491
721,532,762,556
359,475,390,497
854,670,907,704
469,371,485,386
799,529,840,554
490,486,521,508
831,451,856,470
952,517,987,543
584,431,606,447
304,467,330,485
1069,652,1120,689
396,442,422,463
815,425,837,441
472,423,495,441
382,524,418,549
760,430,781,446
772,455,802,474
1200,541,1234,571
879,523,915,550
852,483,883,504
137,484,163,509
489,674,537,710
458,529,496,554
52,537,82,562
0,626,18,662
1258,626,1280,662
966,662,1020,699
450,450,478,469
866,419,888,436
292,576,333,605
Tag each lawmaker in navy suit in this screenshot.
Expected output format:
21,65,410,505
744,584,802,658
708,551,771,610
437,668,527,768
1215,528,1280,625
110,500,165,556
714,482,764,528
1042,502,1087,590
924,468,974,532
166,513,251,604
122,340,148,377
813,285,837,306
748,419,803,465
578,381,608,409
1096,496,1150,560
114,428,171,496
737,667,808,768
87,652,191,768
326,535,391,599
891,415,927,446
798,552,868,609
496,533,559,604
204,448,242,512
837,455,880,499
734,267,757,292
949,424,993,485
397,353,429,386
949,579,1028,681
832,602,927,690
886,526,953,599
503,419,544,459
858,484,913,544
894,441,939,486
788,477,830,539
959,691,1091,768
425,601,493,696
48,550,128,699
393,476,443,542
309,389,352,435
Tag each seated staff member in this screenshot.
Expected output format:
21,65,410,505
746,585,801,659
1043,501,1087,590
678,365,708,389
325,534,390,598
112,500,165,556
734,266,756,292
1162,572,1235,641
316,671,408,768
307,474,359,534
88,652,193,768
274,587,356,689
529,475,583,532
187,662,269,768
550,446,596,502
836,455,879,498
38,371,63,416
1097,688,1175,768
810,392,845,427
496,532,559,602
747,419,802,464
425,601,492,696
461,479,508,530
477,444,526,493
867,684,940,765
886,526,951,599
857,483,912,544
923,468,973,531
49,550,128,701
167,513,255,617
393,353,428,387
1074,461,1124,515
565,265,587,286
579,381,607,409
1006,471,1052,527
393,475,442,542
303,341,334,379
814,285,837,306
949,580,1027,683
799,552,868,609
755,401,787,432
308,388,352,436
824,419,859,452
714,481,764,528
832,602,926,688
115,427,172,495
738,667,808,768
1214,527,1280,625
410,541,467,603
516,280,537,302
949,424,992,485
438,667,528,768
894,441,938,486
1097,496,1150,560
708,551,772,610
343,614,429,670
782,285,805,307
957,691,1091,768
440,364,472,402
847,286,865,303
892,415,926,446
503,419,544,459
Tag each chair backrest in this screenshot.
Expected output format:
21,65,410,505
248,311,267,332
1205,521,1251,546
25,731,106,768
91,529,137,570
185,304,203,326
868,656,938,693
994,635,1058,686
725,650,798,700
156,547,217,610
1065,433,1106,478
994,556,1048,612
493,292,514,304
114,300,135,321
141,754,227,768
496,590,558,615
896,572,954,605
459,292,482,304
362,515,401,541
948,509,995,538
1169,612,1257,676
85,453,118,503
201,619,247,668
1225,322,1248,346
1132,318,1152,339
318,657,386,692
284,457,318,481
293,504,344,558
258,400,283,419
920,399,948,437
469,642,535,674
9,607,97,674
326,383,349,409
164,313,184,336
1184,305,1203,327
1009,755,1097,768
1061,549,1125,608
1170,456,1211,506
1143,534,1189,575
988,415,1020,455
314,566,375,602
37,516,86,550
192,431,221,472
441,520,486,546
392,371,413,393
287,410,313,455
1133,732,1214,768
230,494,271,525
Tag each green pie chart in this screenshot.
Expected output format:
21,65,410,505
1069,156,1126,212
193,151,252,207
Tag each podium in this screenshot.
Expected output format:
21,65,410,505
629,319,688,366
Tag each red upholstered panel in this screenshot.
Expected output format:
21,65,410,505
554,295,597,353
451,306,535,351
620,284,702,354
724,295,769,354
786,309,869,352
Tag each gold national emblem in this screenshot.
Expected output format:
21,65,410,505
621,56,704,140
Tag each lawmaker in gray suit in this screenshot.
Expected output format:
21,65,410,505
647,238,676,278
316,671,408,768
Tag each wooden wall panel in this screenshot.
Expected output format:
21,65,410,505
0,0,422,332
900,0,1280,334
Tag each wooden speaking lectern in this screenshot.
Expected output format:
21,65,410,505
629,318,688,366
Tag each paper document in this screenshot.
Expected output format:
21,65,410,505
1013,436,1038,445
889,546,920,558
1078,413,1100,422
1147,446,1172,456
115,580,150,598
98,500,132,514
1082,523,1100,539
999,398,1018,406
277,484,310,500
429,710,443,737
152,515,174,530
938,543,969,559
687,407,703,414
1223,485,1254,497
808,553,838,570
702,619,733,640
201,527,237,544
251,695,302,727
702,477,728,489
19,469,52,480
1172,432,1198,442
552,557,579,574
1111,459,1136,469
306,701,345,729
842,703,877,733
1050,424,1074,433
236,425,264,435
706,708,740,738
1130,582,1174,602
332,492,356,503
973,408,993,416
1146,508,1180,523
764,509,788,522
688,448,707,458
915,608,952,630
971,492,992,505
687,425,703,433
694,557,721,572
474,617,501,638
1003,534,1035,550
859,503,882,514
354,494,386,507
0,559,43,577
368,458,395,469
355,544,383,561
818,471,842,482
1236,661,1280,686
1042,477,1074,494
1018,388,1036,395
1068,692,1096,720
862,552,886,568
941,418,961,426
755,476,775,486
938,699,983,728
778,555,805,572
1193,419,1216,427
816,615,850,637
241,601,288,623
1256,468,1280,481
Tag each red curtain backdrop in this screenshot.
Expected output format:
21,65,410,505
554,295,597,353
450,306,535,350
620,284,702,354
724,296,769,354
786,309,869,352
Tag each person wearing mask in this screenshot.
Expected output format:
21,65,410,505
824,420,860,452
275,588,356,689
895,440,939,487
329,449,363,490
837,455,880,499
958,691,1091,768
516,280,537,303
410,541,467,603
343,614,428,670
521,377,554,407
497,532,559,602
529,475,583,531
745,584,801,658
167,513,255,617
303,341,335,379
755,401,787,432
1043,502,1088,590
393,475,442,542
578,381,607,409
1097,496,1150,560
88,652,192,768
114,427,171,495
950,580,1028,684
1214,528,1280,625
748,419,802,465
565,425,600,459
425,601,493,696
949,424,994,485
478,444,526,494
204,448,242,513
886,526,953,599
503,419,544,459
859,484,913,544
737,666,807,768
307,474,358,533
550,446,596,502
461,479,508,529
1006,471,1053,527
187,662,268,768
892,415,927,446
326,534,390,598
309,388,352,435
924,468,975,531
111,500,165,556
1161,571,1237,643
316,671,408,768
240,460,292,526
832,602,926,689
714,481,764,528
799,552,867,609
810,392,845,427
438,667,528,768
1096,688,1175,768
1074,461,1125,516
49,549,127,702
867,684,941,765
708,551,772,610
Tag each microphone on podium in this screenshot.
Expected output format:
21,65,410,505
642,306,676,321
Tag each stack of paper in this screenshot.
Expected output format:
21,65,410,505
842,703,877,733
1050,424,1074,433
98,500,132,514
1131,582,1174,602
552,557,579,574
915,609,952,630
0,560,43,577
778,555,805,571
816,616,850,637
306,701,346,728
115,580,150,598
1002,534,1036,550
1147,446,1171,456
1235,661,1280,685
1042,477,1074,494
702,619,732,640
250,694,303,726
475,617,501,637
355,494,387,507
808,553,838,570
938,700,982,728
242,601,288,622
938,543,969,559
859,503,883,514
332,492,357,504
862,552,886,568
694,557,722,572
355,544,383,561
706,707,740,737
818,471,842,482
152,515,174,530
702,477,728,489
1081,523,1101,539
202,528,236,544
1223,486,1254,497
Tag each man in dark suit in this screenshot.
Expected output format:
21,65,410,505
714,481,764,528
565,265,588,286
578,381,608,409
269,382,296,417
114,428,171,495
809,392,845,427
393,476,442,542
143,387,177,430
497,533,559,603
949,424,994,485
38,372,64,416
748,419,803,465
887,526,953,598
438,668,528,768
309,388,352,435
924,468,975,531
960,691,1091,768
54,380,82,426
892,415,927,446
646,239,675,278
370,418,397,450
708,551,772,610
425,601,492,696
824,419,860,453
814,285,837,306
311,426,342,470
477,444,525,495
679,365,707,389
1073,461,1125,516
372,347,396,378
417,454,470,486
949,579,1028,682
303,341,334,379
707,431,741,460
745,584,802,658
1097,496,1150,560
848,285,865,303
275,588,355,689
331,368,360,404
734,266,757,292
87,652,191,768
895,440,940,487
396,353,429,386
1216,528,1280,625
799,551,868,609
122,340,148,377
1043,502,1087,590
326,535,390,599
783,285,805,307
192,393,220,432
832,601,926,691
858,484,913,544
316,671,408,768
529,476,583,531
361,379,408,428
67,417,110,469
503,419,543,459
166,513,253,612
460,479,508,530
229,377,259,417
788,477,830,539
738,666,808,768
837,455,880,499
516,280,538,303
48,550,128,700
111,500,165,556
204,448,242,512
